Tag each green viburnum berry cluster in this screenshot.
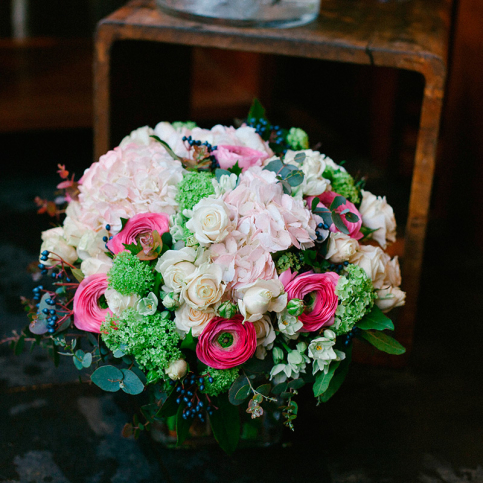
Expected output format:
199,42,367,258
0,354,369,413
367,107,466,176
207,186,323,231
176,171,215,212
333,264,376,335
201,367,240,397
275,252,303,274
323,166,361,205
286,127,309,151
101,309,182,380
108,251,155,296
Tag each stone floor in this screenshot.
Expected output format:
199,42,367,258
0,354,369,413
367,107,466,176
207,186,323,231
0,131,482,483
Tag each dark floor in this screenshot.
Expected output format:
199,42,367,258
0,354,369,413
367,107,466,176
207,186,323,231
0,130,482,483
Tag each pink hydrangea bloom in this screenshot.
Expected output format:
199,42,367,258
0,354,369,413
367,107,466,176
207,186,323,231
73,273,112,333
77,143,184,233
223,167,317,253
196,315,257,369
107,212,170,254
280,269,339,332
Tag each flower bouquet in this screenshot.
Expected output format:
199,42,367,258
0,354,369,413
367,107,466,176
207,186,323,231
14,100,405,453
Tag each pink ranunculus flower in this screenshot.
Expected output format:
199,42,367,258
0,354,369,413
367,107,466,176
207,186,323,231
73,273,112,333
279,269,339,332
308,191,363,240
196,315,257,369
107,212,170,254
213,145,268,171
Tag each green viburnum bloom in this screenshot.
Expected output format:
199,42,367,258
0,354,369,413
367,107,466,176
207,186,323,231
287,127,309,151
275,252,303,274
108,251,155,297
333,264,376,335
201,367,240,397
176,171,215,212
172,121,198,130
323,166,361,205
137,292,158,316
101,309,182,381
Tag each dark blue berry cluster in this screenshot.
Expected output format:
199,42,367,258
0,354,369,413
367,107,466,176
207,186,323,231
182,136,219,170
315,222,330,242
246,118,288,154
173,373,215,421
103,224,114,250
329,260,349,274
344,326,361,345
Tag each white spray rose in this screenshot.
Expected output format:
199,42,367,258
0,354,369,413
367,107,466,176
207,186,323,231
174,304,213,337
326,233,360,263
252,315,276,360
80,255,112,277
376,286,406,313
40,227,77,267
237,279,287,322
182,263,225,311
166,358,188,380
156,247,197,293
186,198,234,246
104,288,140,316
359,190,397,249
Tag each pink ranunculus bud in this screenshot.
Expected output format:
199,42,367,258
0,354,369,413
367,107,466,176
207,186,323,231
280,269,339,333
213,145,268,172
107,212,170,254
196,315,257,369
73,273,112,333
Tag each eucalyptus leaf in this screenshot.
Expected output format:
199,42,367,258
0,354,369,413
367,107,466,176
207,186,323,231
311,197,320,212
331,212,350,235
356,306,395,331
73,349,85,370
294,152,306,164
256,384,271,397
209,394,240,454
14,336,25,356
313,361,340,397
120,369,145,395
264,159,284,174
82,352,92,368
235,384,251,401
157,390,179,418
288,379,305,391
91,365,123,392
358,330,406,355
330,195,347,211
280,179,292,195
284,170,304,187
215,168,232,181
55,317,71,334
228,375,250,406
113,348,126,358
314,207,333,227
272,382,288,396
345,212,360,223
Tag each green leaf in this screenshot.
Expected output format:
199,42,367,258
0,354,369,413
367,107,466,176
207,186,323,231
272,381,288,396
120,217,129,231
331,212,349,235
243,356,273,375
247,98,268,124
215,168,232,181
122,241,143,255
280,179,292,195
228,375,250,405
120,369,145,395
313,361,340,397
209,394,240,454
73,349,85,370
157,390,179,418
14,336,25,356
91,365,123,392
311,197,320,212
356,305,395,331
330,195,347,210
284,170,304,187
113,348,125,358
82,352,92,368
235,385,251,401
345,212,360,223
150,135,183,161
141,403,161,423
176,404,192,446
314,207,333,227
294,152,306,164
180,330,197,351
256,384,271,397
153,271,163,298
319,345,352,402
228,162,242,176
161,232,172,248
71,268,84,283
264,159,284,174
55,317,71,334
288,379,305,391
358,330,406,355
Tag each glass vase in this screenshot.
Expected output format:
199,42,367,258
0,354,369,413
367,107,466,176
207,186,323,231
155,0,320,29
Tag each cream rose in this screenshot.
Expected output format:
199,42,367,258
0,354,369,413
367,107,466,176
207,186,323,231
186,198,234,246
326,233,359,263
359,190,397,249
40,227,78,267
174,304,213,337
375,286,406,313
182,263,225,311
237,279,287,322
104,288,140,316
166,358,188,380
252,315,276,360
349,245,387,288
156,247,197,293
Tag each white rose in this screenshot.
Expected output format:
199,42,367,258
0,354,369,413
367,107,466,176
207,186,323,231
359,190,397,249
166,358,188,380
349,245,386,288
252,315,276,360
104,288,140,315
376,286,406,313
186,198,234,246
119,125,155,148
80,255,113,277
77,229,108,260
237,279,287,322
326,233,359,263
182,263,225,311
156,247,197,293
40,227,77,267
174,304,213,337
